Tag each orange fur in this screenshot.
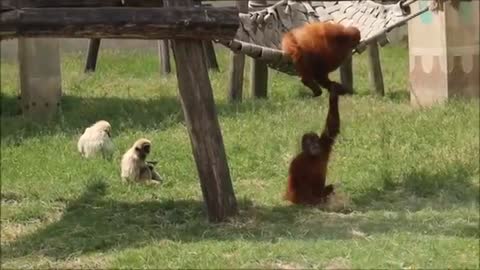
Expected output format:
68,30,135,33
281,22,361,96
285,93,340,205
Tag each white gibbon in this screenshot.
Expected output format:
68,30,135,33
77,120,114,159
121,138,162,184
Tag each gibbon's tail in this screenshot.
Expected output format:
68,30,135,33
281,32,302,63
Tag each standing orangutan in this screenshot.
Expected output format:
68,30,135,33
281,22,361,96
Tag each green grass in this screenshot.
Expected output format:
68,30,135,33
1,44,479,269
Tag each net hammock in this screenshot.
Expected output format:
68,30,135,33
216,0,436,75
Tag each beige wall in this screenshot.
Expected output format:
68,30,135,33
408,0,479,106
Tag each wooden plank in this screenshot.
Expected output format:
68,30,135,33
0,7,239,40
0,0,15,11
228,0,248,103
84,38,100,72
166,0,238,223
2,0,163,7
367,43,385,96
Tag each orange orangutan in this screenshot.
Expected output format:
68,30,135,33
285,91,340,205
281,22,361,97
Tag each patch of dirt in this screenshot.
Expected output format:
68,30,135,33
270,262,307,269
1,191,24,204
324,257,352,270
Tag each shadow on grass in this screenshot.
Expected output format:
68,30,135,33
385,90,409,103
353,160,479,211
0,92,290,144
1,84,410,145
3,176,478,261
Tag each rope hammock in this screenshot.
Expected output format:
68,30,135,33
217,0,435,75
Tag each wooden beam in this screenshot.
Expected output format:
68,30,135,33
0,6,239,40
84,38,100,72
166,0,238,223
227,0,248,103
367,43,385,96
1,0,163,8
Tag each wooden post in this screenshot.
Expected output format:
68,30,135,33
157,0,171,75
367,43,385,96
18,38,62,120
340,56,353,93
158,40,171,75
196,0,219,71
203,41,219,71
166,0,238,223
250,59,268,98
228,0,248,103
84,38,100,72
250,0,269,99
408,0,479,106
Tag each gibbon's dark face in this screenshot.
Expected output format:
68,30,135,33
142,143,151,154
302,132,321,157
135,143,151,159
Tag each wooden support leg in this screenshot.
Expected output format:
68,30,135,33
367,43,385,96
340,56,354,94
250,59,268,99
18,38,62,120
167,0,238,223
228,53,246,102
249,0,269,99
203,41,219,71
158,40,171,75
227,0,248,103
157,0,171,75
85,38,101,73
